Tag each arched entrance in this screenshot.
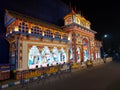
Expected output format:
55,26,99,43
41,46,51,67
91,47,95,60
68,48,73,62
82,38,89,61
59,48,66,64
28,46,41,69
77,47,81,63
52,47,59,65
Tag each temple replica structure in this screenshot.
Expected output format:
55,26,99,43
4,10,102,79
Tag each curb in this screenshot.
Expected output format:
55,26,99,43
0,76,43,89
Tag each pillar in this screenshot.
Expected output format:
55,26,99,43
72,32,77,62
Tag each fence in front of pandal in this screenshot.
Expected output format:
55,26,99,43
13,57,112,80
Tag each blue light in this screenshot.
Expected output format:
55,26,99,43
104,34,108,38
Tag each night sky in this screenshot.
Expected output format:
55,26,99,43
0,0,120,63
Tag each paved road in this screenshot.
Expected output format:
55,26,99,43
3,62,120,90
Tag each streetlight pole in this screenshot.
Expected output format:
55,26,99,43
102,34,108,63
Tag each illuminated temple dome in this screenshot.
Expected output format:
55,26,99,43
64,9,91,29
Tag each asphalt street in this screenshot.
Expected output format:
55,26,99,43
3,61,120,90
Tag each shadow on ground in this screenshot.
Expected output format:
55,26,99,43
106,79,120,90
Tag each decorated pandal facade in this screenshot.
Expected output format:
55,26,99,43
5,10,102,73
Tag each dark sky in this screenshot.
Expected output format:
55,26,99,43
0,0,120,63
62,0,120,40
61,0,120,50
1,0,120,41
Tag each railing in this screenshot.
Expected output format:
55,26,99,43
15,64,71,80
0,64,10,81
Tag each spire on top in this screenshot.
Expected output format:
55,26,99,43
71,8,76,14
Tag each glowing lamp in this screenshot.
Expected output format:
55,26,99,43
68,36,71,40
42,32,44,36
28,29,31,34
61,36,63,39
14,26,19,31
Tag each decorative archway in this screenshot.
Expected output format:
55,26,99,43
59,48,66,64
77,47,81,63
69,48,73,62
91,47,94,60
82,38,89,61
28,46,41,69
41,46,51,67
52,47,59,65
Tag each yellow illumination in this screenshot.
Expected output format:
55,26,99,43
14,26,18,31
42,32,44,36
68,36,71,40
61,36,63,39
28,29,31,34
64,15,72,20
10,31,12,33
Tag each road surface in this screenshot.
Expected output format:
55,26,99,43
3,61,120,90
